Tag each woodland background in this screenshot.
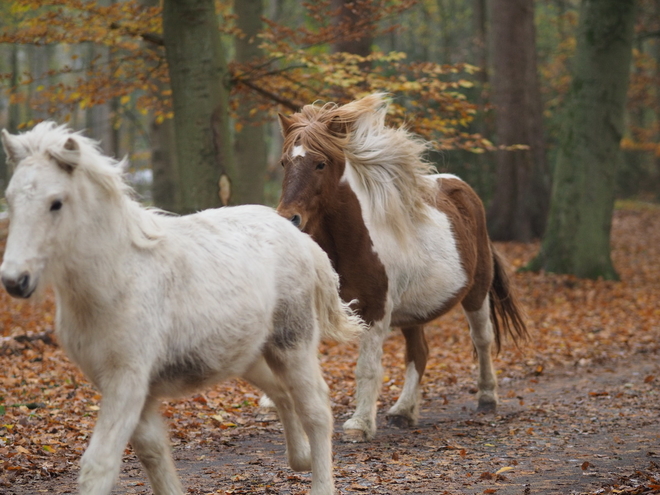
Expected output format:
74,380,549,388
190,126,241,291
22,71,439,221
0,0,660,494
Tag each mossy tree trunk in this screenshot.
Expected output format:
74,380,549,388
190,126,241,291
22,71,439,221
233,0,267,205
487,0,550,242
527,0,636,280
162,0,235,213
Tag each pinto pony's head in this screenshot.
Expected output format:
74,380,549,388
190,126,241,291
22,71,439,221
276,93,391,231
276,94,436,242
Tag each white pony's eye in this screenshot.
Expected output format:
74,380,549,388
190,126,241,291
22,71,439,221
50,199,63,212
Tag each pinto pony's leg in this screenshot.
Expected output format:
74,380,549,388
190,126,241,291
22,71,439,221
385,325,428,427
78,374,148,495
265,348,334,495
242,357,312,472
130,397,183,495
464,298,499,412
342,316,390,442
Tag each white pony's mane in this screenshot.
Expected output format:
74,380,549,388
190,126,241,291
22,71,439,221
17,121,163,249
339,94,437,240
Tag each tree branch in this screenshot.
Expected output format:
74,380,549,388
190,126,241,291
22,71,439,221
233,78,301,112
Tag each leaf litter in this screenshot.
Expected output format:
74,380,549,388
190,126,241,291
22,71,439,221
1,207,659,494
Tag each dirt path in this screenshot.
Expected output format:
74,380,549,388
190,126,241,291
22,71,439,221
7,354,659,495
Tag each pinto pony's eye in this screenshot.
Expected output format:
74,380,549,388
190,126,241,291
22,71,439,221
50,199,63,212
316,162,326,170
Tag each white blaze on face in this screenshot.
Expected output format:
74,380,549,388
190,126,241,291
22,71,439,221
291,145,306,158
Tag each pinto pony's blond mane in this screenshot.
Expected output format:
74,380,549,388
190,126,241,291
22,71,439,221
282,94,437,242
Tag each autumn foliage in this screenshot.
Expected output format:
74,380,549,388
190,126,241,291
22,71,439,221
0,0,489,151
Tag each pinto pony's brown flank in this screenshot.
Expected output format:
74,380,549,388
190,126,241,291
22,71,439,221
489,248,529,352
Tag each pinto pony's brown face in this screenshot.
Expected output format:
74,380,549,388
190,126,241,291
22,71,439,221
276,110,348,232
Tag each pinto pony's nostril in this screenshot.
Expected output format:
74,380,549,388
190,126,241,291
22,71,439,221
290,214,302,228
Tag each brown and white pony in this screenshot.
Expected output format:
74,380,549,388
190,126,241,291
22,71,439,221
275,93,528,442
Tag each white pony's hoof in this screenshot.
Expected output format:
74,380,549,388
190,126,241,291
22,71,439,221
476,395,498,413
342,418,374,442
341,429,370,443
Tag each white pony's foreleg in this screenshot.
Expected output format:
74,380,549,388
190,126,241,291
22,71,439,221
465,298,499,412
342,316,390,442
78,374,148,495
243,357,312,472
267,349,334,495
130,397,184,495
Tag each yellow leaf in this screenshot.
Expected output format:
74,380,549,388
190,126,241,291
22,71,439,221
42,445,55,453
120,95,130,105
495,466,514,474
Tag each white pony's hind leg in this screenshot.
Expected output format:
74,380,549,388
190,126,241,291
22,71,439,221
130,397,183,495
265,347,334,495
465,297,499,412
342,315,390,442
242,357,312,472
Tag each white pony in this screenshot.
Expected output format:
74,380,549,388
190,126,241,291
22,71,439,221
0,122,364,495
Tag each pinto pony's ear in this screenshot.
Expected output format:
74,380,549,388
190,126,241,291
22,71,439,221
1,129,28,168
49,137,81,173
328,116,349,139
278,113,294,136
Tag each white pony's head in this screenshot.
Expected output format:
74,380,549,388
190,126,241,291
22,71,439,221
0,122,122,298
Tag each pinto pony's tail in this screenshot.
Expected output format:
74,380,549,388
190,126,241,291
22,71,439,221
489,247,529,352
311,246,367,343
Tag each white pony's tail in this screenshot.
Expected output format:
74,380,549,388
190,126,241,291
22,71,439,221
311,245,366,342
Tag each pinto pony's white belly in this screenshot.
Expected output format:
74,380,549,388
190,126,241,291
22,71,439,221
342,167,468,326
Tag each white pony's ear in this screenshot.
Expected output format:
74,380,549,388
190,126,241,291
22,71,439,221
1,129,28,168
49,137,81,173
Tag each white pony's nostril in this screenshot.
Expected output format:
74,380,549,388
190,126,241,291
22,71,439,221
18,273,30,292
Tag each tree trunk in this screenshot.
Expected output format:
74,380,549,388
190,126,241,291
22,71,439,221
233,0,267,205
527,0,636,280
142,0,179,212
150,117,181,212
162,0,235,213
331,0,373,57
487,0,550,242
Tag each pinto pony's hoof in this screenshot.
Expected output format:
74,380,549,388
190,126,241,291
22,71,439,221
386,414,414,429
255,408,279,423
341,429,370,443
476,399,497,414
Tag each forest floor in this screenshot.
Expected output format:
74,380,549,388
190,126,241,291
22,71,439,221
1,203,659,495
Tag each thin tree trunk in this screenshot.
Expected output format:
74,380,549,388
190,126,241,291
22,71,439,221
487,0,550,241
142,0,179,211
162,0,235,213
150,117,180,211
331,0,373,57
527,0,636,280
233,0,267,205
